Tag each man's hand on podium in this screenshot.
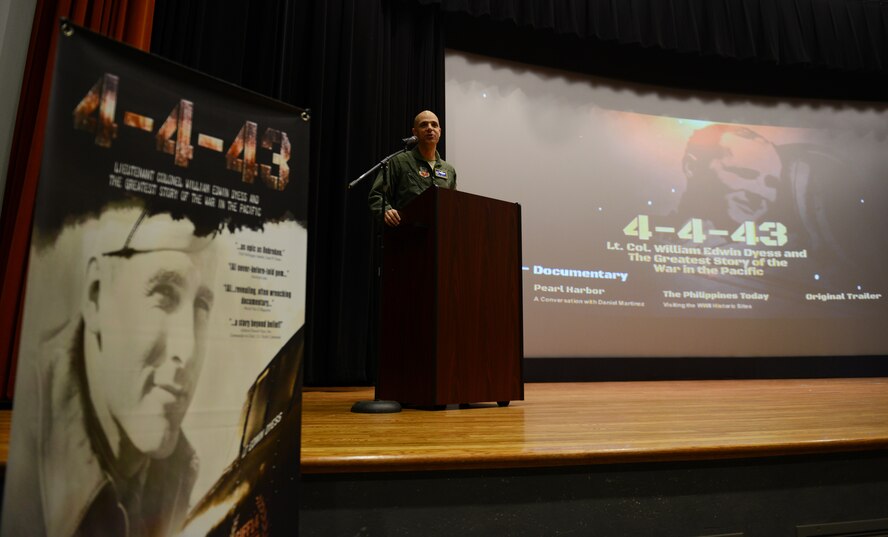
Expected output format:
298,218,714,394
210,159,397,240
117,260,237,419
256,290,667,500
384,208,401,227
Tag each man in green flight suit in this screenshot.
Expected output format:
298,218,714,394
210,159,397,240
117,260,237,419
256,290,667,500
369,110,457,226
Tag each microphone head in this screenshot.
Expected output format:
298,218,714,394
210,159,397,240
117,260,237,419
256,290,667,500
401,135,418,146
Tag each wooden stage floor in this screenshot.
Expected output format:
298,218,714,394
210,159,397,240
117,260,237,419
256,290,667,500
2,378,887,473
301,378,888,474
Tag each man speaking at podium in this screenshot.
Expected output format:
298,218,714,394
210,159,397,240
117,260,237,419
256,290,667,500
369,110,457,226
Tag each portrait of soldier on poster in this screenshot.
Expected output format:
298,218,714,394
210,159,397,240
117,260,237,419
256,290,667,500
1,24,309,537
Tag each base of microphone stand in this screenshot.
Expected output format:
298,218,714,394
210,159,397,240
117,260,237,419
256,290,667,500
351,399,402,413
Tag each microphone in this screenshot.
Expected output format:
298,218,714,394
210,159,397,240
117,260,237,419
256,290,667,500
401,135,418,147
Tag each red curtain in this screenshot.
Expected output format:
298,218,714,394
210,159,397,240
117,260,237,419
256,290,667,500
0,0,155,399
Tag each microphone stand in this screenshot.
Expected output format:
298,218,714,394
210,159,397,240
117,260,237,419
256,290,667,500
347,142,414,413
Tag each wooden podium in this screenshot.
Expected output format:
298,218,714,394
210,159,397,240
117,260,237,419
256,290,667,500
377,186,524,407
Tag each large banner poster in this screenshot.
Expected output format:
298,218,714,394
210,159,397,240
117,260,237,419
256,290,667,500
2,22,308,537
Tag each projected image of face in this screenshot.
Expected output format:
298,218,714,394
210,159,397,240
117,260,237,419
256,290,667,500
683,125,782,228
82,214,218,464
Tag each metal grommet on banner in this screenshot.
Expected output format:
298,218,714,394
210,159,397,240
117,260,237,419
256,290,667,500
61,21,74,37
301,110,311,122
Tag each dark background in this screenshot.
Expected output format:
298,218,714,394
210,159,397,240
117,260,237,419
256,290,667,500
149,0,888,386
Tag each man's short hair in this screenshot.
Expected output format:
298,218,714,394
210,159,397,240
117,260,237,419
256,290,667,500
413,110,438,128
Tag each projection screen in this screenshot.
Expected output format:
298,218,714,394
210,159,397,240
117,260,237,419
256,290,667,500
444,50,888,359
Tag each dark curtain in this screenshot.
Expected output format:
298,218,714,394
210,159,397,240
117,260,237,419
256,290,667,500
151,0,884,387
2,0,882,394
0,0,156,400
151,0,445,385
419,0,887,72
